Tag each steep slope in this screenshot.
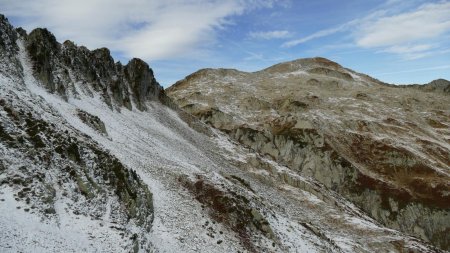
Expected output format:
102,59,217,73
1,15,154,252
0,14,445,252
167,58,450,251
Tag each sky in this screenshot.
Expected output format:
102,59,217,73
1,0,450,87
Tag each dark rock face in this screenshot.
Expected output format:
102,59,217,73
125,58,162,110
26,28,63,96
0,15,18,56
22,26,164,110
422,79,450,93
77,109,108,135
0,14,21,78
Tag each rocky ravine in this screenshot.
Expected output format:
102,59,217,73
167,58,450,251
0,13,446,252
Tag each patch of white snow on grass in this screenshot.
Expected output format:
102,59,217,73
0,187,127,253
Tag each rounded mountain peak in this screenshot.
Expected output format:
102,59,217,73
260,57,343,75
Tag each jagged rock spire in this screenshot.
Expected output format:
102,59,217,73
1,16,165,111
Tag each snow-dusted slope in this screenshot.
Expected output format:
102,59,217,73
167,59,450,251
0,14,444,252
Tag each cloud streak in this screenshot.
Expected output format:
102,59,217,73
249,30,291,40
282,24,349,48
376,64,450,76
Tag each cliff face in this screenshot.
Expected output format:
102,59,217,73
167,58,450,250
24,27,164,110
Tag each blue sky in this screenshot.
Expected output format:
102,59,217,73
2,0,450,86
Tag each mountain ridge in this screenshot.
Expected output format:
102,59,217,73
167,55,450,250
169,56,449,93
0,13,447,252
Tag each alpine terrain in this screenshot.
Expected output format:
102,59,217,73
0,13,448,252
167,59,450,251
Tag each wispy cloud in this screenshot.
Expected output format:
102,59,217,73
355,2,450,48
376,64,450,76
249,30,291,40
1,0,280,61
382,44,435,54
355,1,450,59
282,24,349,48
381,43,435,60
282,1,450,59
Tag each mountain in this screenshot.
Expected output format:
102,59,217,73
167,57,450,251
0,13,446,252
403,79,450,94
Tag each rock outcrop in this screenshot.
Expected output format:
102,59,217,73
0,14,21,78
407,79,450,93
167,58,450,251
23,26,164,110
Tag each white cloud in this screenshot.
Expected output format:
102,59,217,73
249,30,291,40
355,2,450,48
376,64,450,76
382,44,435,54
282,1,450,60
0,0,278,61
282,24,348,47
381,43,437,59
